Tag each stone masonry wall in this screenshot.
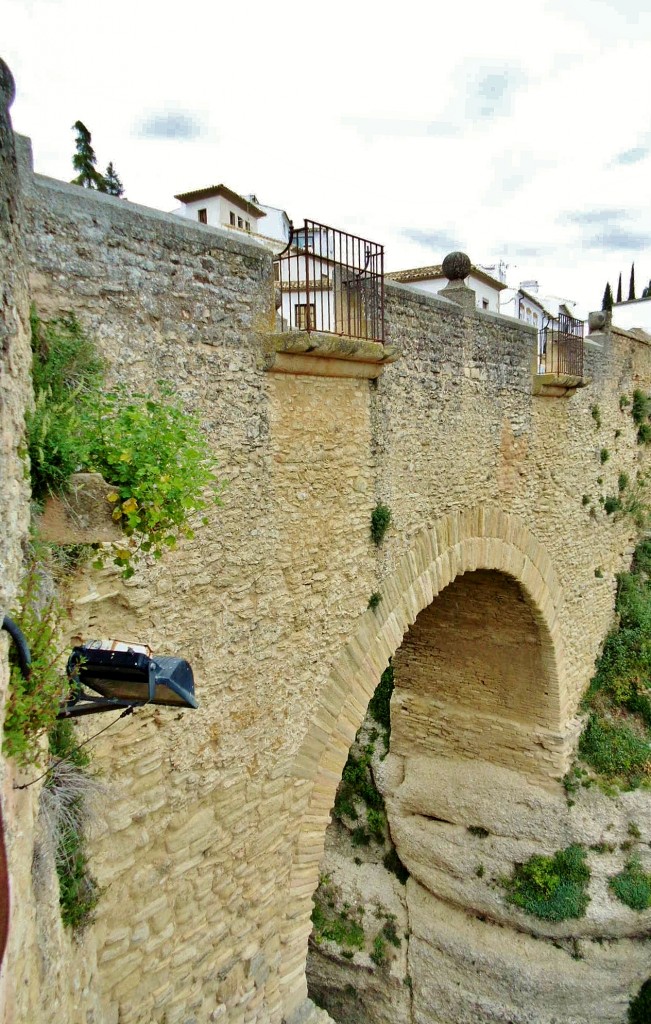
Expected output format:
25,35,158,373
391,569,551,775
1,112,650,1024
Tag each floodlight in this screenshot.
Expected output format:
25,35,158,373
59,640,198,718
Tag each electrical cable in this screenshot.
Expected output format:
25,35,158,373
12,706,135,791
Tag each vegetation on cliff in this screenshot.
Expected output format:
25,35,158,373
567,538,651,794
503,845,591,921
27,310,221,577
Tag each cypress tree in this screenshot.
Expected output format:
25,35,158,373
602,282,614,312
616,272,622,303
71,121,105,190
103,162,124,198
629,262,636,301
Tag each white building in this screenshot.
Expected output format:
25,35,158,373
385,263,506,313
612,295,651,334
171,184,268,236
172,183,292,249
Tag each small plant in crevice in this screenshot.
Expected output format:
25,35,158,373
619,471,630,493
595,568,604,579
370,934,387,966
591,404,602,429
311,882,365,951
367,662,394,745
620,395,631,411
367,592,382,611
383,848,409,885
608,858,651,911
629,978,651,1024
370,503,392,546
41,719,106,930
631,389,651,445
582,494,590,507
600,448,610,465
467,825,490,838
2,556,66,767
502,845,591,921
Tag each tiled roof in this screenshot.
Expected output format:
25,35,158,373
386,264,506,291
174,184,266,218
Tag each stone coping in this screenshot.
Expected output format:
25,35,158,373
533,372,591,397
261,331,400,379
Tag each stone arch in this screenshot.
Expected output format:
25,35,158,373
280,504,573,1018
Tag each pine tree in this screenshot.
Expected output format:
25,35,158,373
643,279,651,299
616,272,622,303
103,162,124,198
629,262,636,301
71,121,105,190
602,282,614,311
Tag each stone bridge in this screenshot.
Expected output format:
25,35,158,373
1,63,650,1024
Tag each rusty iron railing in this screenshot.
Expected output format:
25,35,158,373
273,220,385,342
538,312,584,376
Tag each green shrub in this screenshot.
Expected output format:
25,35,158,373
632,390,651,426
370,503,392,546
2,559,66,767
87,385,220,577
504,845,590,921
609,859,651,911
368,663,394,735
367,807,387,842
26,313,221,578
600,448,610,464
620,395,631,411
619,472,630,493
578,716,650,788
370,934,387,966
383,848,409,885
591,405,602,429
311,899,365,949
27,311,104,500
638,423,651,446
604,494,623,516
629,978,651,1023
367,592,382,611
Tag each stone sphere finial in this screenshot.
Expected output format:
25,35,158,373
442,251,471,282
0,59,16,110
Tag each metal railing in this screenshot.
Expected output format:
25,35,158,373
273,219,385,342
538,312,584,376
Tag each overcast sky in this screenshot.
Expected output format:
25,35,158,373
4,0,651,313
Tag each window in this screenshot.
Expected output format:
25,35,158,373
230,212,236,226
245,220,251,232
198,208,207,224
294,303,316,330
482,298,489,310
237,217,244,228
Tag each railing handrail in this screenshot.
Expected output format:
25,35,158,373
273,219,385,343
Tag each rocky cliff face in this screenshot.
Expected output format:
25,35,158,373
307,704,651,1024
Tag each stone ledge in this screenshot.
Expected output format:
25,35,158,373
38,472,123,543
533,372,591,397
261,332,399,379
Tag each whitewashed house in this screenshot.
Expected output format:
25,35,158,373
171,184,269,237
385,263,507,313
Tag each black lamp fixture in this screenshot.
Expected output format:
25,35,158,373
1,618,198,718
61,640,198,718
